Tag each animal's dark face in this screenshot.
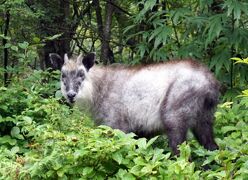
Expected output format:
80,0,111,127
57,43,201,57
49,53,96,104
61,68,86,103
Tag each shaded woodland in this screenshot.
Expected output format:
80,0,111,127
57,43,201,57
1,0,248,87
0,0,248,179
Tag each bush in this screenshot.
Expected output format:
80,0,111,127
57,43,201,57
0,62,248,179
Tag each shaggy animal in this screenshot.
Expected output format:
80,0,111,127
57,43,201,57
50,53,220,155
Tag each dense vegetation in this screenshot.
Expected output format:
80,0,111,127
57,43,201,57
0,0,248,179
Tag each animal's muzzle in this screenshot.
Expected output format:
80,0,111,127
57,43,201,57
67,91,76,103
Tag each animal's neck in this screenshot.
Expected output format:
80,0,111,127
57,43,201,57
80,66,106,104
88,66,106,92
88,66,106,83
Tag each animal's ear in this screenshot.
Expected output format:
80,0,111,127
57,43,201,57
64,53,70,64
80,53,96,71
49,53,64,70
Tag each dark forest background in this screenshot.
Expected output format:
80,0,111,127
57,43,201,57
0,0,248,179
1,0,248,89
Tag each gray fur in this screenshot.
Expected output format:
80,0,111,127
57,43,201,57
50,53,220,155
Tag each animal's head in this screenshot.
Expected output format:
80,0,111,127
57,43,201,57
50,53,95,103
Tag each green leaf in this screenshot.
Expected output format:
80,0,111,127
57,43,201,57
134,157,146,166
0,34,11,40
221,126,238,134
57,169,65,177
11,127,20,138
4,43,11,48
149,27,163,42
205,14,223,45
116,169,136,180
147,136,158,147
123,24,136,34
11,45,18,52
112,152,123,164
0,136,17,145
137,138,147,149
231,57,242,61
130,165,142,176
33,37,41,43
18,41,29,49
23,116,33,124
45,33,63,41
144,0,156,11
55,90,63,98
141,164,153,175
11,146,20,154
83,167,94,176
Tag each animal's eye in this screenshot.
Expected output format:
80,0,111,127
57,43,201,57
77,71,84,78
61,73,66,79
76,81,81,87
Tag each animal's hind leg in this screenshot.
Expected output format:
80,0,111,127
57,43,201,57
166,127,188,155
192,90,219,151
192,113,218,151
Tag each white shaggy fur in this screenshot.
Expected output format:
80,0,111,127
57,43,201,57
51,53,219,154
75,62,212,134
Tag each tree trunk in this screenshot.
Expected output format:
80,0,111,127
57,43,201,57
93,0,114,65
102,0,114,64
38,0,72,70
3,10,10,86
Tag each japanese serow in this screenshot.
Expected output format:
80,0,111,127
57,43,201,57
50,53,220,155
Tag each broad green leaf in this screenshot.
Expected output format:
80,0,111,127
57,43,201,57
10,45,18,52
0,136,17,145
23,116,33,124
18,41,29,49
137,138,147,149
221,126,238,134
11,146,20,154
55,90,63,98
144,0,156,11
130,165,142,176
33,37,41,43
112,152,123,164
116,169,136,180
0,34,11,40
57,169,65,177
83,167,94,176
11,127,20,137
4,43,11,48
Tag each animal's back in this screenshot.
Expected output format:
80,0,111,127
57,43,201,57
95,60,219,137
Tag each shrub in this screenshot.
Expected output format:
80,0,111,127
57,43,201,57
0,60,248,179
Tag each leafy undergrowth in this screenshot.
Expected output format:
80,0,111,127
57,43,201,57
0,71,248,179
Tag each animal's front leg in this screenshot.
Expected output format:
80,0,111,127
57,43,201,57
192,121,218,151
104,118,130,133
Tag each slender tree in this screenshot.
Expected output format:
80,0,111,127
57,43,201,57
3,9,10,86
36,0,72,70
93,0,114,64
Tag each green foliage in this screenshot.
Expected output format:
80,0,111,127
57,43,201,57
125,0,248,88
0,0,43,43
0,65,248,179
0,1,248,179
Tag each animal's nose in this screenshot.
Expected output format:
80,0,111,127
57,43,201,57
67,92,76,100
